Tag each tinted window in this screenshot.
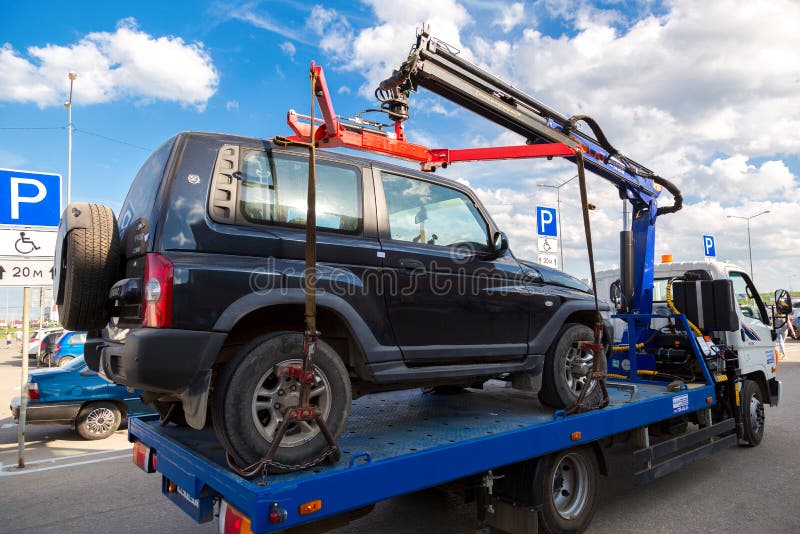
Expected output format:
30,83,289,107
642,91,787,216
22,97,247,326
238,151,362,233
381,172,489,250
119,138,175,234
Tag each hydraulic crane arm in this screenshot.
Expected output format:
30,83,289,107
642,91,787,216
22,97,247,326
376,28,682,217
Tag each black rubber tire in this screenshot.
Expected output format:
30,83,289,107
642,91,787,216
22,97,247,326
539,324,603,410
76,401,121,440
538,446,598,534
57,356,74,367
212,332,351,472
739,379,764,447
58,204,120,331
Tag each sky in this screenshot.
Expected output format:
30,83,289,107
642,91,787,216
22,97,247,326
1,0,799,318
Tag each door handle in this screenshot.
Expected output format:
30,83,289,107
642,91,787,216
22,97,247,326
399,258,426,273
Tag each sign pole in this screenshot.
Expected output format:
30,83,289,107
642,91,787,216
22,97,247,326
36,287,43,368
17,286,30,468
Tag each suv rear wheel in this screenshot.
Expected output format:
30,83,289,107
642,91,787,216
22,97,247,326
540,323,603,410
212,332,351,472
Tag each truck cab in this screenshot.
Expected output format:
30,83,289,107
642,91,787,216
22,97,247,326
597,259,784,407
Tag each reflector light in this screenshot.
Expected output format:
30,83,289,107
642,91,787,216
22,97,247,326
661,254,673,263
132,441,157,473
298,499,322,516
570,431,582,441
143,253,173,328
27,383,39,400
221,502,253,534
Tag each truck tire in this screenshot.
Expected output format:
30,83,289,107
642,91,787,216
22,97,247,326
212,332,351,472
739,379,764,447
58,204,120,330
76,401,122,440
538,446,598,534
540,324,603,410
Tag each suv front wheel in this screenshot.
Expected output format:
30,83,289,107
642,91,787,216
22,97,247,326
540,323,603,410
212,332,351,472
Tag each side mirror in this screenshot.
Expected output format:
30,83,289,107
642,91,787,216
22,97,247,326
775,289,792,315
609,279,623,311
493,231,509,257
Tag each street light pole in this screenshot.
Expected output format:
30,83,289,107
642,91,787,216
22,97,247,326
538,174,577,271
64,72,77,209
727,210,770,280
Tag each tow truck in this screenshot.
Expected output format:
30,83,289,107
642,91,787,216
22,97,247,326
126,29,791,533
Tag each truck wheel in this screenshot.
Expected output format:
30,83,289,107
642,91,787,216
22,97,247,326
539,446,598,534
57,356,74,367
58,204,121,331
739,379,764,447
540,324,603,410
212,332,351,472
76,401,122,440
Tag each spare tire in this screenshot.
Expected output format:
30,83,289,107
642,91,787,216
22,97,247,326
58,204,121,330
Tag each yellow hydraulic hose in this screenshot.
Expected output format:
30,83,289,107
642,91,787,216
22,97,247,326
612,342,645,352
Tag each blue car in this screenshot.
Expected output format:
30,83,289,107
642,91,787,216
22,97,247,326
10,355,155,439
50,330,87,367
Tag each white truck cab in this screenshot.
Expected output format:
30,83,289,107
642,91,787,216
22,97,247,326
596,259,784,407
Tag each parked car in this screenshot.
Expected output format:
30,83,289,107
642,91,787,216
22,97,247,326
39,332,66,366
50,331,87,367
55,132,611,470
10,355,155,439
27,327,64,357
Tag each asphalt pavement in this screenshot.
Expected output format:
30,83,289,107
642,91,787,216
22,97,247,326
0,341,798,533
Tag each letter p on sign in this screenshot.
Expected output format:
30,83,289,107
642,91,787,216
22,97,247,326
537,206,557,237
703,235,715,257
0,169,61,227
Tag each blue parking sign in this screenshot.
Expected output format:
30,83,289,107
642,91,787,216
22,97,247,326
537,206,557,237
703,235,715,257
0,169,61,227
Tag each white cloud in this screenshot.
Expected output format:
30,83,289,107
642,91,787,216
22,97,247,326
494,3,526,32
279,41,297,61
306,1,472,96
226,100,239,111
0,18,218,110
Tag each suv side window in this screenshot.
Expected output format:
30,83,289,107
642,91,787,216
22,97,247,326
72,332,87,344
381,172,489,250
238,151,362,234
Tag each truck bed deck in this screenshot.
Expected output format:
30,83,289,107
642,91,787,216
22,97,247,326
129,380,715,532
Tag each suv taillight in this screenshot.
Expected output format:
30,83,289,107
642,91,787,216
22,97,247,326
143,253,173,328
28,383,39,400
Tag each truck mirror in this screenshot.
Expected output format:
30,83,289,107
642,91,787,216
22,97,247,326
774,289,792,315
493,231,509,257
609,279,623,310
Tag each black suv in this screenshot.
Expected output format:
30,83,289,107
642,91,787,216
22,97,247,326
55,131,610,469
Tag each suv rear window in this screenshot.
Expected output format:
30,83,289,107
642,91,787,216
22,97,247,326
238,150,362,234
119,138,175,234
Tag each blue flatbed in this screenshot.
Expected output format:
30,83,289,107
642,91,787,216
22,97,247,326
129,379,720,533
